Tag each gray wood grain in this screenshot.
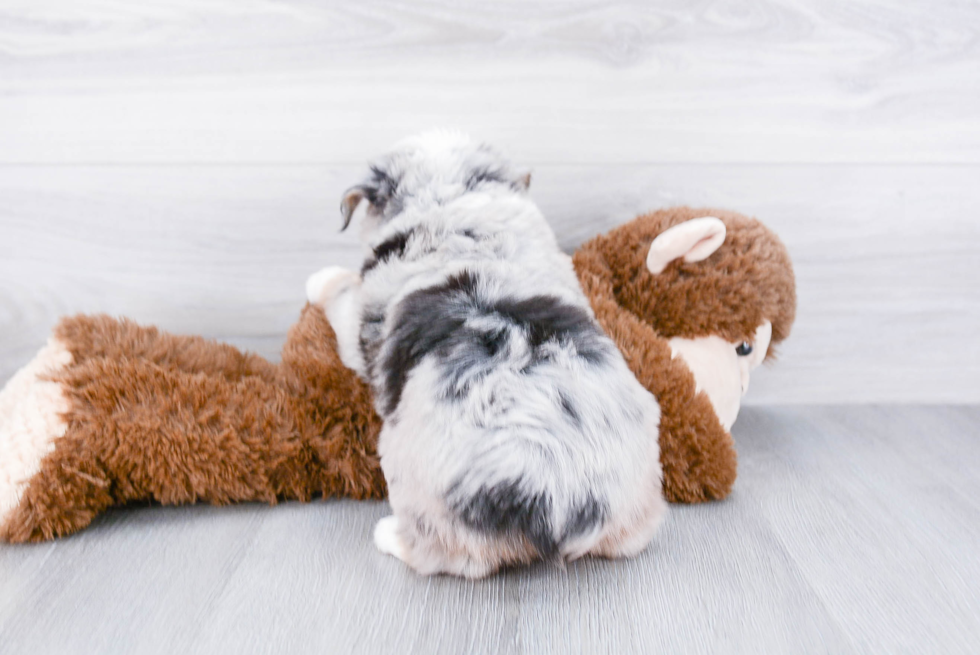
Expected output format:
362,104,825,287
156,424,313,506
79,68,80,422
1,406,977,654
2,1,979,165
1,164,977,403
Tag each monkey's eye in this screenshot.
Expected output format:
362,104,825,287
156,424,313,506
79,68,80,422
735,342,753,357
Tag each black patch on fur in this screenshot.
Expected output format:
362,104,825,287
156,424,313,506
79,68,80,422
439,323,509,400
361,229,415,276
359,304,387,378
454,481,558,557
557,391,581,426
478,326,507,357
380,272,478,414
562,496,606,542
444,269,480,294
364,165,399,209
489,295,608,365
380,270,610,415
464,166,507,191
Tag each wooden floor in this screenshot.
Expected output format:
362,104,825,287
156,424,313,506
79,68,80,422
1,405,977,654
2,3,980,653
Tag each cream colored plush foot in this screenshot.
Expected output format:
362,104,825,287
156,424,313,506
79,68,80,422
305,266,360,308
0,338,72,525
305,266,366,375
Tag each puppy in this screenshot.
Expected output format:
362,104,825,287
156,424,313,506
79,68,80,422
307,131,666,578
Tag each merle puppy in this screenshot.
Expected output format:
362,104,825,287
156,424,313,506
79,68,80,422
307,131,666,578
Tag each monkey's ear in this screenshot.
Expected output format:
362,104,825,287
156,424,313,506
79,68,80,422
646,216,726,274
340,185,370,231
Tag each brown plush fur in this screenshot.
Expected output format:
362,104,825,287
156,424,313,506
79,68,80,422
1,306,385,543
577,207,796,354
1,206,794,542
573,207,796,502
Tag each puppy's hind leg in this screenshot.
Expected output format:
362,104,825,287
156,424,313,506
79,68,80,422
373,514,505,579
306,267,366,376
374,515,407,560
591,439,668,560
590,481,668,561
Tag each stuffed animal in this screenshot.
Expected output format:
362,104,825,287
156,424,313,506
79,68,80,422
573,207,795,503
0,304,386,543
0,207,794,543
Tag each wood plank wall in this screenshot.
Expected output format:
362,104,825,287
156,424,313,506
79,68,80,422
1,1,978,403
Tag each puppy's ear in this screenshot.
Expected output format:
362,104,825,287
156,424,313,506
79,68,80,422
646,216,726,274
341,165,399,230
340,185,369,231
513,171,531,192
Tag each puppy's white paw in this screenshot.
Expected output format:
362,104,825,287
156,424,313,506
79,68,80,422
305,266,360,307
374,515,406,561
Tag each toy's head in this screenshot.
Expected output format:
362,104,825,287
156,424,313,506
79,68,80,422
579,207,796,430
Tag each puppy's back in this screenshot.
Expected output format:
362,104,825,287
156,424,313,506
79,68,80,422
378,260,660,561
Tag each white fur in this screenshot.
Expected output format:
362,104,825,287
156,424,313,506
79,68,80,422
646,216,727,274
307,265,367,376
0,338,72,526
669,320,773,431
373,515,405,559
323,131,666,577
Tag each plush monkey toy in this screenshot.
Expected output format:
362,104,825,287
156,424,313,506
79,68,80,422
574,207,795,502
0,207,794,542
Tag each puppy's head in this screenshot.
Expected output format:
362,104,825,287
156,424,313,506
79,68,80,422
340,130,531,232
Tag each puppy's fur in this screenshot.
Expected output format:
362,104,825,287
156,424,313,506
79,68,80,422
316,131,666,577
